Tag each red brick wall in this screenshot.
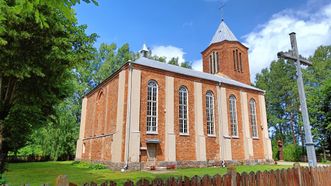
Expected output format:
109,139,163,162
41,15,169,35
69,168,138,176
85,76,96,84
80,63,266,163
202,81,220,161
81,73,121,161
224,84,245,160
247,92,265,159
202,41,251,85
139,69,166,162
174,76,196,161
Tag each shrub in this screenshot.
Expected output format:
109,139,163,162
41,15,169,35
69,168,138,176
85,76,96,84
271,139,279,161
283,144,303,162
72,161,107,170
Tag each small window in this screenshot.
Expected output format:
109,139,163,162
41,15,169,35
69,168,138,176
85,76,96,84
249,99,258,138
147,80,158,133
179,86,188,134
239,53,243,73
209,51,219,74
235,49,239,72
229,95,238,137
206,91,215,135
209,55,212,73
233,50,237,71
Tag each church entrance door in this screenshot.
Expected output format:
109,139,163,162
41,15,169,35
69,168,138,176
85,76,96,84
147,144,156,167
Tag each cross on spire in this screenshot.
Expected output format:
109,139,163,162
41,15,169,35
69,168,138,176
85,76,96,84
218,1,226,21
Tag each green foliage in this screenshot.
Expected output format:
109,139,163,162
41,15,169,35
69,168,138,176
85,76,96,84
31,99,79,160
168,57,179,66
255,45,331,157
93,43,134,84
180,61,192,69
283,144,303,162
71,161,107,170
150,55,166,63
0,174,6,184
271,139,279,161
0,0,97,174
255,59,300,143
15,145,43,156
305,46,331,151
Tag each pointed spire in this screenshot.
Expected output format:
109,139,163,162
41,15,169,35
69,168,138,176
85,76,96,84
139,43,150,57
210,20,238,45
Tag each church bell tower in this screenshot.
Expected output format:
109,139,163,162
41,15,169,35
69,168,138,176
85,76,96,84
202,20,251,85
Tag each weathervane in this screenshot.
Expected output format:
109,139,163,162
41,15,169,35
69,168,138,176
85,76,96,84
218,1,226,21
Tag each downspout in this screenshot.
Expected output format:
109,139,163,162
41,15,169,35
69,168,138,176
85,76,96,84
124,61,133,170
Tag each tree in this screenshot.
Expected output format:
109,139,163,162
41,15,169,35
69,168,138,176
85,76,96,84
93,43,134,84
180,61,192,69
0,0,96,174
305,46,331,151
255,59,300,144
168,57,179,66
37,99,79,160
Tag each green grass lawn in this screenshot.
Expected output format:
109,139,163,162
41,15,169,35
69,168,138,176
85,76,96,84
5,161,291,186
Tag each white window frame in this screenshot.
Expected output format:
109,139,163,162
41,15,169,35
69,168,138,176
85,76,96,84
249,99,258,138
146,80,158,134
229,95,238,137
179,86,189,135
206,91,215,136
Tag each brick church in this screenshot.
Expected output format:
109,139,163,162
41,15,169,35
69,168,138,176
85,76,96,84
75,20,273,170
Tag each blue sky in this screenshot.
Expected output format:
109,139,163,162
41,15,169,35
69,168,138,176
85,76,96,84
74,0,331,81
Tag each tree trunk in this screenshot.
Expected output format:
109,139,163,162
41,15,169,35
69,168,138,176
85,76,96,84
0,122,8,176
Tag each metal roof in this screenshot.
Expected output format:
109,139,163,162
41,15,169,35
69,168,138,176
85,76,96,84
133,57,263,92
210,20,238,45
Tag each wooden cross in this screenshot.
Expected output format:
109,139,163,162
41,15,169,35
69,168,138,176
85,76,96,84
277,32,317,167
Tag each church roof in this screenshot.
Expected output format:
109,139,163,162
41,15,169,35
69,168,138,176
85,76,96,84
134,57,263,92
210,20,238,45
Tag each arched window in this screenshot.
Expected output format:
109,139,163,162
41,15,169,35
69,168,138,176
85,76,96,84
206,91,215,135
229,95,238,136
179,86,188,134
249,99,258,137
147,80,158,133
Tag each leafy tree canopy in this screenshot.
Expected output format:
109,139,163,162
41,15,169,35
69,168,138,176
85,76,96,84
0,0,97,173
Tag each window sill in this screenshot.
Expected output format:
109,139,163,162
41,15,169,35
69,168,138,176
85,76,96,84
231,136,239,139
179,133,189,136
207,135,216,138
146,132,158,135
252,137,259,140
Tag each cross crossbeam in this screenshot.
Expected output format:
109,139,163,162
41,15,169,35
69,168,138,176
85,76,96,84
277,51,312,66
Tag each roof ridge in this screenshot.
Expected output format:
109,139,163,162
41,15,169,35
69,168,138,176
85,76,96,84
134,57,263,92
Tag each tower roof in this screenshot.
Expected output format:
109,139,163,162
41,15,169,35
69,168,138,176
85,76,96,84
210,20,238,45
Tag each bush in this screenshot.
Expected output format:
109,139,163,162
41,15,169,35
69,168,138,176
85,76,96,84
283,144,303,162
72,161,107,170
271,139,279,161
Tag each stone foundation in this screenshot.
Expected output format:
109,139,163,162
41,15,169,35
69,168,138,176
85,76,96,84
76,158,274,171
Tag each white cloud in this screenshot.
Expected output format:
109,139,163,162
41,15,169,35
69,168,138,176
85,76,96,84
192,59,203,71
151,45,186,64
244,3,331,82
